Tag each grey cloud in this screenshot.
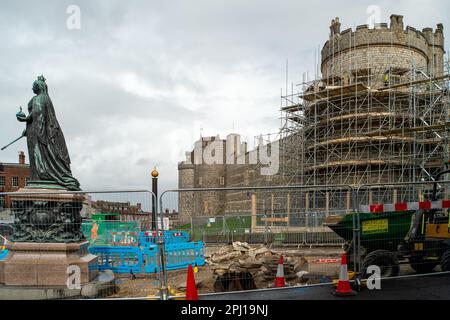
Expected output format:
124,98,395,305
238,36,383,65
0,0,448,191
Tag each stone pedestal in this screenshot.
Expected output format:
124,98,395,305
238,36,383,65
0,187,107,296
0,241,97,286
11,188,86,243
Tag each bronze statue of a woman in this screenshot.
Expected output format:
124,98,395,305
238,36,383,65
16,76,80,191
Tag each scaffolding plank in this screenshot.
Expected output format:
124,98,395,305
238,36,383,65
301,83,369,101
377,74,450,91
366,122,450,137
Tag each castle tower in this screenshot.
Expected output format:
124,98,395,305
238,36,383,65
178,136,227,221
178,14,449,222
178,152,195,223
321,14,445,87
297,14,448,208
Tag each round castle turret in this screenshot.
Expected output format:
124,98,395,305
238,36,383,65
301,14,447,206
321,15,445,88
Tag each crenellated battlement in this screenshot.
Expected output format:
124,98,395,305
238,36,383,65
322,14,445,72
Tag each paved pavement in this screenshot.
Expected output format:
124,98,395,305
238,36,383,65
200,273,450,300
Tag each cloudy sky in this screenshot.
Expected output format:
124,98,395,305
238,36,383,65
0,0,448,192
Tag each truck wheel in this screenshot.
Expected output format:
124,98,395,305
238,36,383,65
362,250,399,278
409,257,438,273
441,250,450,272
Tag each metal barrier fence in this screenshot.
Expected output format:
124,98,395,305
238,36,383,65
162,186,354,247
351,180,450,281
212,229,344,246
0,181,449,300
159,185,353,298
82,220,140,245
180,216,346,246
0,189,156,300
156,181,450,298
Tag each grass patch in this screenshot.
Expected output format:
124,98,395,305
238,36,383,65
173,216,252,241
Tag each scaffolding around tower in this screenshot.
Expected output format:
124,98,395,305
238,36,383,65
279,15,450,212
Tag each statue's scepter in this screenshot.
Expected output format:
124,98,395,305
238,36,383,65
1,135,25,151
1,107,26,151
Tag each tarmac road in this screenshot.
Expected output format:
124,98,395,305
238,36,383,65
199,272,450,300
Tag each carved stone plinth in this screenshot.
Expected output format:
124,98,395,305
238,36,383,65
0,188,99,289
0,241,98,286
11,188,86,243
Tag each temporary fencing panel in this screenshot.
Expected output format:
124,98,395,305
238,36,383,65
142,245,159,273
108,231,140,246
139,230,190,246
0,249,8,261
89,246,143,274
82,220,140,244
165,241,205,270
89,241,205,274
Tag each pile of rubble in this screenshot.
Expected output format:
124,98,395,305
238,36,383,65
206,242,307,286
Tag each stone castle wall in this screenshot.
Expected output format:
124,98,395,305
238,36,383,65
177,14,447,222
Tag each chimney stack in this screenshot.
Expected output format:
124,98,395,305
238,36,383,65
19,151,25,165
390,14,404,31
330,17,341,36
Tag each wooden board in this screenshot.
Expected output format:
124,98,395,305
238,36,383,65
261,217,289,223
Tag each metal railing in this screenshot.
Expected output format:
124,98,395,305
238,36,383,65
1,181,450,299
159,184,354,299
0,189,156,299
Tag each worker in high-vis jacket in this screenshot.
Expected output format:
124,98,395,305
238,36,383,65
91,222,99,240
384,73,389,86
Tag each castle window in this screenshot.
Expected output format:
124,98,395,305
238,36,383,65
219,177,225,186
0,176,5,187
12,176,19,187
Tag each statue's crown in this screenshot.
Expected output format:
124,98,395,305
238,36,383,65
37,75,46,82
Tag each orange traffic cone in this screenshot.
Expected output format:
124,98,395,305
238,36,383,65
333,254,356,297
186,264,198,300
274,255,286,287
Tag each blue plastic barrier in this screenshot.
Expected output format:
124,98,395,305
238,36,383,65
0,250,8,261
139,230,190,246
165,241,205,271
88,241,204,274
142,245,159,273
89,246,142,274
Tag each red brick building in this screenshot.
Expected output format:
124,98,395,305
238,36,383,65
92,200,151,224
0,151,31,208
